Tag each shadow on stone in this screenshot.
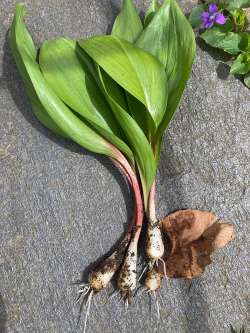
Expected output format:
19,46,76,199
196,36,248,87
0,294,7,333
196,36,235,81
196,36,233,63
105,0,120,34
216,62,231,80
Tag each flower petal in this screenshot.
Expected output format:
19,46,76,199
201,11,210,20
209,3,218,13
215,13,226,25
204,20,214,28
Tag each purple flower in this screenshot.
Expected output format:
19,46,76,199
201,4,226,29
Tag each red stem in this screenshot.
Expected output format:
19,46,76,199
111,151,144,230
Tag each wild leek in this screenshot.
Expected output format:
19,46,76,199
9,0,235,330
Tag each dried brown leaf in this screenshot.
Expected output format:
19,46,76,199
159,210,235,279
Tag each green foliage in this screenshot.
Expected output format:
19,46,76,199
97,67,156,203
137,0,196,163
201,24,242,54
9,4,124,160
144,0,161,27
79,36,168,130
230,53,250,74
191,0,250,89
10,0,196,203
39,38,133,161
112,0,143,43
230,8,246,31
239,31,250,50
226,0,250,10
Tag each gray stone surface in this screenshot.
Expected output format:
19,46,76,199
0,1,249,332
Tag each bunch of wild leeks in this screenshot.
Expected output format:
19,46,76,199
9,0,235,321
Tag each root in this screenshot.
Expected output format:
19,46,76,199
83,290,93,333
138,263,150,281
153,291,161,321
75,286,91,305
158,258,167,279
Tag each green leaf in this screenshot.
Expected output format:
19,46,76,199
226,0,250,10
239,31,250,51
230,8,246,31
97,66,156,205
136,0,196,163
230,53,250,74
79,35,168,129
39,38,134,163
201,26,242,54
144,0,161,27
244,71,250,87
9,4,120,160
8,5,67,138
112,0,143,43
111,0,148,138
189,4,206,28
126,94,149,135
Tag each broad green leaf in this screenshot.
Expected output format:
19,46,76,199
144,0,161,27
79,35,168,129
226,0,250,10
39,38,134,163
9,5,67,138
189,4,206,28
97,66,156,205
9,4,120,160
230,53,250,74
137,0,196,163
111,0,148,137
201,26,242,54
112,0,143,42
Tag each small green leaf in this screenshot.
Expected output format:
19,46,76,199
230,8,246,31
189,4,206,28
244,71,250,87
239,31,250,51
9,4,120,160
201,25,242,54
226,0,250,10
144,0,161,27
97,66,156,205
112,0,143,43
79,35,168,130
230,53,250,74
